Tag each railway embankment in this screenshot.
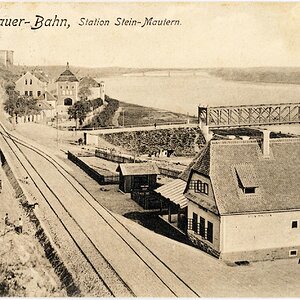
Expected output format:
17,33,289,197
0,149,78,296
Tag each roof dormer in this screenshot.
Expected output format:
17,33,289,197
235,164,259,194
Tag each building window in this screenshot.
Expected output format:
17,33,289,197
199,217,205,238
37,91,41,97
29,91,33,96
24,91,28,96
25,79,27,85
60,86,63,89
66,86,69,89
72,86,75,89
189,180,209,195
189,180,198,190
192,213,198,233
292,221,298,229
30,79,32,85
207,221,213,243
289,250,298,257
244,187,256,194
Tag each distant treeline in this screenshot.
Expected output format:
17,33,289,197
209,68,300,85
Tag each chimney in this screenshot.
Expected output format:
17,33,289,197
202,125,213,143
262,130,271,158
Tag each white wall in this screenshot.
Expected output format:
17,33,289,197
188,200,221,251
15,72,46,97
221,211,300,253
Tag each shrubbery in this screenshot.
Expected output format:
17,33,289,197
85,97,119,128
3,84,40,117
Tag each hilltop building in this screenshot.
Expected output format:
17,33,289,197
0,50,14,68
79,76,106,102
157,131,300,262
56,62,79,114
15,71,48,98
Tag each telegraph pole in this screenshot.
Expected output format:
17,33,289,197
56,112,59,148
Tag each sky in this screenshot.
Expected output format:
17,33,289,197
1,2,300,68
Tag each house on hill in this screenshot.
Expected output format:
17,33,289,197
79,76,106,102
15,70,48,98
184,131,300,261
56,62,79,114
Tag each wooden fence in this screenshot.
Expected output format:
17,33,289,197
95,149,181,179
158,167,181,179
68,152,119,185
95,149,146,164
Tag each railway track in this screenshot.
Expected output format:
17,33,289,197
0,123,201,297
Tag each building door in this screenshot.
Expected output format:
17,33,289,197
64,98,73,106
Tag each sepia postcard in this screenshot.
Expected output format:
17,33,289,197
0,1,300,297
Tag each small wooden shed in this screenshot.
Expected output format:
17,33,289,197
116,163,160,193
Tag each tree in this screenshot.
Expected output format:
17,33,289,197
78,85,92,101
68,100,90,127
4,91,39,119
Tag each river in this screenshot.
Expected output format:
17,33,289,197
99,71,300,116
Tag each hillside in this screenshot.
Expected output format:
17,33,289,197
118,101,197,127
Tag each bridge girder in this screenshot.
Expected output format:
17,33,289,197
198,103,300,128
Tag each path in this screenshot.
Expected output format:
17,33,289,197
84,122,198,135
82,104,105,127
111,107,122,127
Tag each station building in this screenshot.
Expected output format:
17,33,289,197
157,131,300,262
187,132,300,261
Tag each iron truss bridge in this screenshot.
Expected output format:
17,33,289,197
198,102,300,128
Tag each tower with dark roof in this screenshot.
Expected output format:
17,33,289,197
56,62,79,114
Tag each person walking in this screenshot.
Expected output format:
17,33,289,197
17,217,23,234
4,213,9,226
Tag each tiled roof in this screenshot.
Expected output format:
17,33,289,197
185,138,300,215
155,179,187,208
190,143,211,176
116,163,160,176
80,76,100,87
56,69,79,82
185,191,219,214
33,71,49,83
235,163,259,188
38,91,56,102
16,71,49,84
179,149,204,182
37,99,54,110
